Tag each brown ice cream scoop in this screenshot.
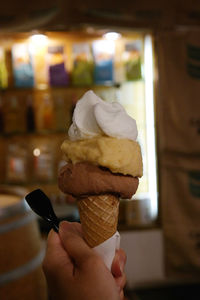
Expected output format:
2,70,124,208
58,162,139,200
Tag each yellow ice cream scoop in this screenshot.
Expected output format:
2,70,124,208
61,136,143,177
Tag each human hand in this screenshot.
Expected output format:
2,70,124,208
112,248,127,300
43,221,126,300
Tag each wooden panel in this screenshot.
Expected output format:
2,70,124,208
1,0,200,32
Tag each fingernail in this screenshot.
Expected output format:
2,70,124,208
59,221,70,230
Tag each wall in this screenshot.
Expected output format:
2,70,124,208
120,229,165,289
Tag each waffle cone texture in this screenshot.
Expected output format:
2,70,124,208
78,194,119,248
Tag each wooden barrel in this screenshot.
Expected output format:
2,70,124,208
0,186,47,300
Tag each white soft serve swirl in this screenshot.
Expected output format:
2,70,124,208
68,90,138,141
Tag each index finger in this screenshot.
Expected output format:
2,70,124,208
59,221,96,267
43,229,74,279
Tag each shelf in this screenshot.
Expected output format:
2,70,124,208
0,130,67,138
0,83,122,93
0,180,58,186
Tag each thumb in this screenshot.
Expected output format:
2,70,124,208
59,221,95,266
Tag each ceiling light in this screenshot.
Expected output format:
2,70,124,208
29,33,48,44
103,32,122,40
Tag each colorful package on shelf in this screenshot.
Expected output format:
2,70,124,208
26,95,36,132
92,40,115,85
47,45,69,87
33,141,55,182
54,96,67,132
0,47,8,89
72,43,94,86
12,43,34,88
123,40,143,81
34,92,55,132
4,95,27,134
29,38,48,88
6,142,29,183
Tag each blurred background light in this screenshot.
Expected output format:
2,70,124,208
103,31,122,40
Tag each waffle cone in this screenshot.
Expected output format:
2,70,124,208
77,194,119,248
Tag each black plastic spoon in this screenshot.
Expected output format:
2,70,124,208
25,189,59,232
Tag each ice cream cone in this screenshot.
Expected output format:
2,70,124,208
77,194,119,248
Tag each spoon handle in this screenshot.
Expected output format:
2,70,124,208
47,216,60,233
51,222,59,233
25,188,60,233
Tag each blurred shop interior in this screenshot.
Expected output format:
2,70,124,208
0,30,156,225
1,0,200,299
